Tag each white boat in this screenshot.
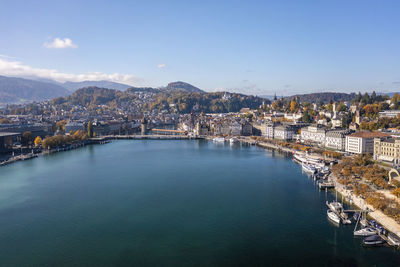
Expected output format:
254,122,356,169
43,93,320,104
327,210,340,224
293,153,307,163
229,137,239,144
302,162,317,174
213,137,225,143
354,227,377,237
387,232,400,246
326,201,343,213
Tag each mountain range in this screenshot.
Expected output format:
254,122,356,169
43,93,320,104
0,75,203,104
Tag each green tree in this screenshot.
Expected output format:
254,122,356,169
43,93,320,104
21,131,33,146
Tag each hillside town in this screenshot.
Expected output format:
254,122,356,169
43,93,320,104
1,91,400,165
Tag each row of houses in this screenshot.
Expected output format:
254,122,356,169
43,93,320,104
263,122,400,157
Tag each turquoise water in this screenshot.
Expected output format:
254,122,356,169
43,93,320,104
0,140,399,266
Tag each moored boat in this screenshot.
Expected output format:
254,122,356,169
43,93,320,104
327,210,341,224
354,227,377,237
213,137,225,143
387,232,400,247
302,162,317,174
363,235,386,246
229,137,239,144
326,200,343,213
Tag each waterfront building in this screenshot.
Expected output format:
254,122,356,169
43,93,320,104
195,122,209,136
274,124,295,141
325,129,353,151
65,122,85,134
300,124,327,145
231,121,242,136
264,122,277,139
0,132,20,153
0,122,52,138
345,131,390,154
374,136,400,164
241,121,253,136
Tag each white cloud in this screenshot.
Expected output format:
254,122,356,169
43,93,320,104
44,38,78,49
0,58,140,85
157,63,166,68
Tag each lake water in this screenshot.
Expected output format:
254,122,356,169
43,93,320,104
0,140,399,266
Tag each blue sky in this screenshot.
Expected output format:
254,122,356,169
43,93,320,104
1,0,400,95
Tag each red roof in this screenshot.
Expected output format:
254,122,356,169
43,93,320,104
348,131,390,138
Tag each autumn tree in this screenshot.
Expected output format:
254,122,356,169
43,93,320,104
34,136,42,146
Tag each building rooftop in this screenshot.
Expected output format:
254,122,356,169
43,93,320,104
0,132,20,137
349,131,390,138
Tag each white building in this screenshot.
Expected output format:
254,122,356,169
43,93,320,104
300,125,327,145
264,122,276,139
274,125,295,141
325,129,353,151
345,131,390,154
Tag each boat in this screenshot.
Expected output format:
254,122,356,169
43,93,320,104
363,235,386,246
213,137,225,143
229,137,239,144
293,153,307,163
340,211,352,224
360,218,369,228
387,232,400,247
354,227,377,237
326,200,343,213
327,210,340,224
302,162,317,174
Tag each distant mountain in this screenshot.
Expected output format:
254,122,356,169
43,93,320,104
283,92,356,103
127,81,205,94
0,76,70,104
62,80,132,91
162,81,204,93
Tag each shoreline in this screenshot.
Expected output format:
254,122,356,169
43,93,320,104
255,139,400,237
330,173,400,237
0,135,202,167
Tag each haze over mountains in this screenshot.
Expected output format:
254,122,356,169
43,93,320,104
0,75,398,105
0,75,204,104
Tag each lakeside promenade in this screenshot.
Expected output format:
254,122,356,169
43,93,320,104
331,174,400,237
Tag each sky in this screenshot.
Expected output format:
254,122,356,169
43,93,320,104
1,0,400,95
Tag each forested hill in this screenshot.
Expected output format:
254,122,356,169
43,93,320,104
283,92,356,103
50,87,267,113
145,91,266,113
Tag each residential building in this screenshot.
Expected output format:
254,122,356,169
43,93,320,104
264,122,277,139
345,131,390,154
